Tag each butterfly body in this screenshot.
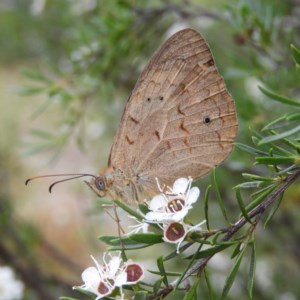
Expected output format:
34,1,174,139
86,29,237,204
87,167,157,203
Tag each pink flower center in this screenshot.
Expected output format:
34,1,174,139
167,198,185,212
97,280,111,295
125,264,143,282
165,223,185,241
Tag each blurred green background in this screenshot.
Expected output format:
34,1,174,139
0,0,300,299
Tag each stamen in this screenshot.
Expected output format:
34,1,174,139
167,198,185,212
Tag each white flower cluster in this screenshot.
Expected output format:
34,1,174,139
74,252,143,300
75,177,204,300
131,177,206,253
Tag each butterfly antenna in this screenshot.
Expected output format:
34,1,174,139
25,173,97,193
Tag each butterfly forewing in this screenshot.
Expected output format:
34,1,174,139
108,28,237,201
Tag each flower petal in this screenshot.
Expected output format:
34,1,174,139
108,255,122,277
81,267,100,284
172,178,190,194
171,209,189,222
148,195,166,211
144,211,169,222
114,271,128,287
187,187,200,205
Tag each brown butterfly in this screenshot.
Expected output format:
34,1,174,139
26,28,237,204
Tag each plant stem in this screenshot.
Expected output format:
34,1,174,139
147,169,300,299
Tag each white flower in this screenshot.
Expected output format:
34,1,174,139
144,177,200,224
163,220,206,253
0,266,24,300
126,177,206,254
74,252,144,299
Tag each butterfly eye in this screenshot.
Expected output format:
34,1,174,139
95,177,106,191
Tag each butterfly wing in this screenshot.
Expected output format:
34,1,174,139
108,28,237,197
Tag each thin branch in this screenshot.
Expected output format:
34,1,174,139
185,170,300,280
224,169,300,241
147,169,300,299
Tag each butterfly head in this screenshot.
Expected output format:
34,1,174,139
85,168,115,198
85,176,108,198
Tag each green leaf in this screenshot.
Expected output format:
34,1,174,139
276,164,299,176
287,112,300,121
211,231,223,244
129,233,163,244
262,113,300,131
59,298,81,300
204,269,214,300
211,169,230,224
189,244,231,259
153,277,164,295
114,199,144,220
183,277,200,300
256,156,298,164
262,115,289,131
235,188,253,224
21,68,49,82
234,178,275,189
291,44,300,64
175,244,204,290
247,241,256,299
230,242,242,259
270,143,297,157
242,173,275,182
204,184,212,230
246,184,277,212
29,98,53,119
18,86,46,96
236,181,264,189
134,291,148,300
251,136,261,146
147,270,182,277
99,235,127,246
157,256,168,287
296,63,300,75
68,286,96,299
258,85,300,107
221,244,247,299
108,243,152,251
29,129,54,139
264,192,284,227
138,204,149,215
235,142,267,156
164,243,193,261
99,235,151,250
258,125,300,145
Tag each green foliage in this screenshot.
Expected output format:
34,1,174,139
95,38,300,297
2,0,300,299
